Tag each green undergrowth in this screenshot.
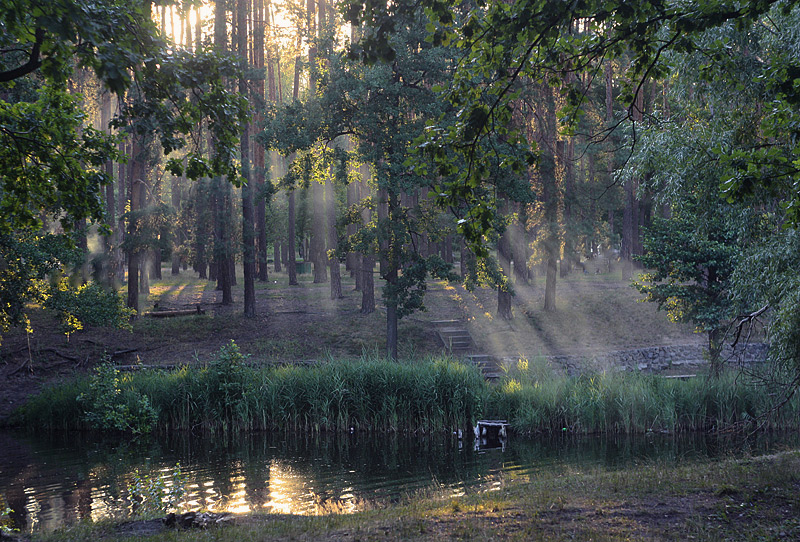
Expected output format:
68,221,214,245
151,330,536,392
11,344,800,435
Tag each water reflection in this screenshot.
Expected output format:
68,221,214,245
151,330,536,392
0,430,797,534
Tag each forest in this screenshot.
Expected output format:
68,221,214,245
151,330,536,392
2,0,800,540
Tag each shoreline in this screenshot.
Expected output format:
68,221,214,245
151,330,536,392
18,450,800,541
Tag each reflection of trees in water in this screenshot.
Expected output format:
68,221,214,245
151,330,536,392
5,430,797,533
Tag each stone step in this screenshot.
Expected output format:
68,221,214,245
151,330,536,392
439,330,471,338
466,355,494,363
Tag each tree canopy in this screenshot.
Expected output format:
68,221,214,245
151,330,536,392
0,0,247,339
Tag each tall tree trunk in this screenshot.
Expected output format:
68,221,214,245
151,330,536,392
510,203,529,284
361,255,374,314
327,168,342,299
117,139,128,282
621,86,643,279
255,0,269,282
311,180,328,282
287,189,298,285
171,173,182,275
140,252,150,295
560,135,576,278
273,242,281,272
239,0,256,317
195,177,209,279
150,250,162,280
541,85,559,311
101,90,117,285
285,29,302,287
126,135,145,314
498,200,513,319
444,235,453,264
213,0,232,304
346,175,358,279
385,190,399,359
359,165,374,311
460,237,468,278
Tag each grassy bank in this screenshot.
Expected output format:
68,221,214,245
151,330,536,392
11,344,800,434
12,343,485,434
28,450,800,541
487,357,800,433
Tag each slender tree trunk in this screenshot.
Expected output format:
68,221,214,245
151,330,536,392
510,203,529,284
255,0,269,282
274,240,282,272
213,0,232,304
498,200,513,319
171,174,182,275
311,180,328,282
541,85,559,311
385,190,399,359
622,86,644,279
126,135,145,314
195,178,209,279
561,135,576,278
361,255,374,314
101,90,117,285
239,0,256,316
346,180,357,277
460,237,468,278
359,166,374,310
285,29,302,287
327,169,342,299
117,139,128,281
287,189,298,285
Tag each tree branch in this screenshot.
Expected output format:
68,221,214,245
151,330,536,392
0,27,45,82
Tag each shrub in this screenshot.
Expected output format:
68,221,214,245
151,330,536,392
78,361,157,434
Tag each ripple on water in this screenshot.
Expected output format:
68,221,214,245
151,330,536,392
0,430,797,534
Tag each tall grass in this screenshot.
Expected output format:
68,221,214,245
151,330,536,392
14,342,486,435
12,346,800,435
484,356,800,434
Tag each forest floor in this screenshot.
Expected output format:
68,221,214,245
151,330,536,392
0,260,702,421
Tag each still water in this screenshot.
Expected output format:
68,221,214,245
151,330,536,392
1,429,797,534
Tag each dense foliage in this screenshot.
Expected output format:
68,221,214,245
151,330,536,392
0,0,247,339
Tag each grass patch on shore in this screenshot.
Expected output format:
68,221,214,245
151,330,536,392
488,356,800,433
12,343,485,434
29,450,800,541
10,344,800,435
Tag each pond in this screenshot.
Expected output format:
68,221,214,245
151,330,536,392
1,429,797,534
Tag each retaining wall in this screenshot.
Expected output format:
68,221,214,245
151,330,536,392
500,343,769,376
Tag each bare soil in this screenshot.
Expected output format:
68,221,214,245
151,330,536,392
0,263,702,421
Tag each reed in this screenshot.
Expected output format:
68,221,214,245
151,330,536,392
13,343,486,435
486,357,800,434
11,346,800,435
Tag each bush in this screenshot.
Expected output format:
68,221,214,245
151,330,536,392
78,361,157,434
45,281,135,336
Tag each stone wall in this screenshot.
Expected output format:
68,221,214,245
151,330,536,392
501,343,769,376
